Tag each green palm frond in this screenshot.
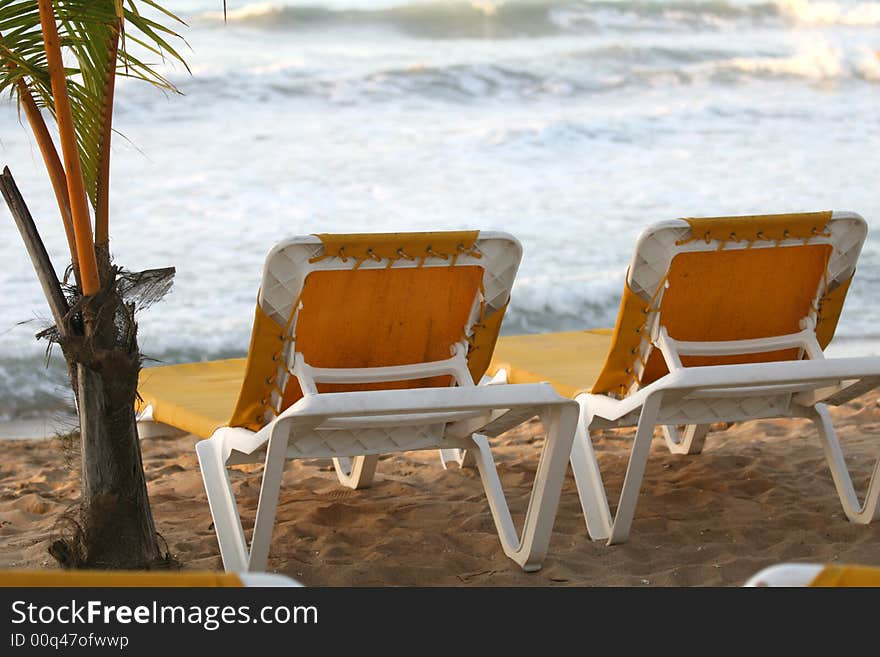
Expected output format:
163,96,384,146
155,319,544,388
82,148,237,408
0,0,188,209
0,2,52,107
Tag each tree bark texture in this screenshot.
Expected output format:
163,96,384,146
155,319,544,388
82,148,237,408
2,167,165,568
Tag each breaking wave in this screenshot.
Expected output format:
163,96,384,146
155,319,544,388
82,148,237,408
195,0,880,39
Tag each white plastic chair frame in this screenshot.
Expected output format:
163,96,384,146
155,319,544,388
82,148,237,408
743,564,825,587
200,385,577,572
192,232,579,572
508,212,880,545
302,342,475,488
569,357,880,545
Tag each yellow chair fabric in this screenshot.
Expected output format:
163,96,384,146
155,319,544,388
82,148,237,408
137,359,246,438
633,243,836,391
680,211,832,245
590,282,651,396
0,570,243,587
310,230,480,264
276,265,484,411
809,564,880,587
489,330,613,398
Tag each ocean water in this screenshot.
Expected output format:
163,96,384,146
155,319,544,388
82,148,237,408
1,0,879,419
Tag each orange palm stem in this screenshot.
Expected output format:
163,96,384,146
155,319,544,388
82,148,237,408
16,79,81,287
37,0,100,296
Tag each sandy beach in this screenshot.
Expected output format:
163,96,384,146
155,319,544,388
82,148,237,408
2,391,878,586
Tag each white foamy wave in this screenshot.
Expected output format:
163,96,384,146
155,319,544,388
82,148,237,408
159,40,879,111
469,0,505,17
0,354,73,420
195,0,565,38
776,0,880,26
202,1,285,22
504,272,624,334
722,40,844,79
193,0,880,37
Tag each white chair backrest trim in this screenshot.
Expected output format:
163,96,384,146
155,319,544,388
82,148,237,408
259,232,521,327
628,212,866,300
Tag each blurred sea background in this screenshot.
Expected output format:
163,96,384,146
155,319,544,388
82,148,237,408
1,0,879,420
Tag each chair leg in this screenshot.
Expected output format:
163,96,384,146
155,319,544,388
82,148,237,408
439,372,506,471
472,402,578,571
568,399,613,541
662,424,709,455
439,447,476,469
333,455,379,489
810,403,880,523
608,393,663,545
195,438,250,572
248,428,292,572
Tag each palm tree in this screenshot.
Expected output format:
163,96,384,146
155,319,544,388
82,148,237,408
0,1,188,568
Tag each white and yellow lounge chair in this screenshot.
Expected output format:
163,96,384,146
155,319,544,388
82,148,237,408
745,563,880,587
489,211,880,544
137,231,578,573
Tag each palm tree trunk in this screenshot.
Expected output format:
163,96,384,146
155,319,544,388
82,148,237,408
1,168,165,569
76,345,162,568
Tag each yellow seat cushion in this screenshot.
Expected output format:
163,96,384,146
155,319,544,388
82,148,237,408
489,329,613,398
137,358,246,438
139,328,612,437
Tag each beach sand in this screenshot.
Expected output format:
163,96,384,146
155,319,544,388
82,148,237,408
2,392,879,586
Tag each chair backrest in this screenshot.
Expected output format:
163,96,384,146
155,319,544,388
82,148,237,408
229,231,522,430
592,211,867,398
